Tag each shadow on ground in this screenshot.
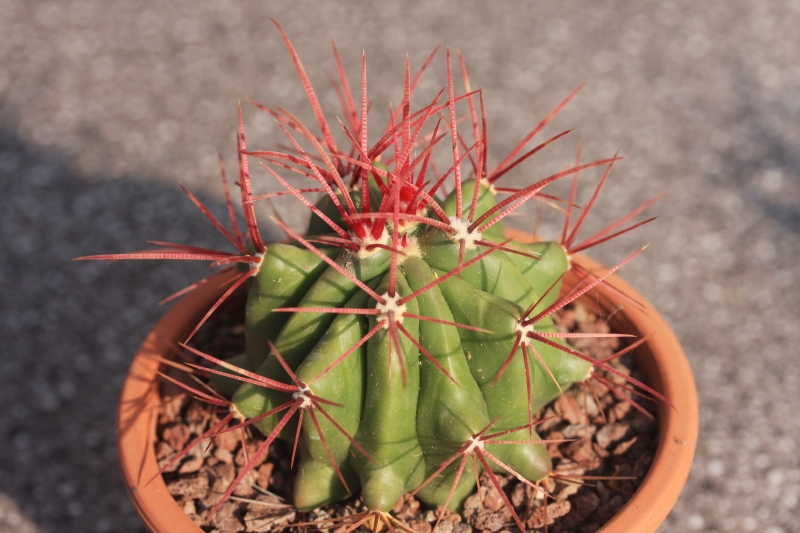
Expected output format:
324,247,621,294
0,128,258,533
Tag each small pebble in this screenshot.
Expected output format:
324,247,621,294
178,452,204,474
162,423,190,451
167,472,209,499
214,447,233,464
408,519,432,533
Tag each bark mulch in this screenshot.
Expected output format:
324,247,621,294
153,302,657,533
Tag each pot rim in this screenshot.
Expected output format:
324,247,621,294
117,240,697,533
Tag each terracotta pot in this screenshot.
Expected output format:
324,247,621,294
117,238,698,533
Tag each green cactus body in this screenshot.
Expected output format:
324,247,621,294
418,226,537,307
291,286,373,509
350,271,425,512
504,240,570,310
222,179,594,512
231,247,391,437
404,256,490,509
434,275,552,479
210,243,337,396
245,243,339,369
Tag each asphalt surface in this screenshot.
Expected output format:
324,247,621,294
1,1,799,532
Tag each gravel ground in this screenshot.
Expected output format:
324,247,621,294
1,1,799,532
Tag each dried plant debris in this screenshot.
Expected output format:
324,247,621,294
155,302,656,532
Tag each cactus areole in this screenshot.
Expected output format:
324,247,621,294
81,20,676,531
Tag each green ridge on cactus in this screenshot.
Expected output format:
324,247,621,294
225,180,593,511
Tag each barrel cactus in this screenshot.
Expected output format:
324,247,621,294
78,20,664,531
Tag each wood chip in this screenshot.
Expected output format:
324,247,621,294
215,426,241,452
162,423,190,451
436,506,462,524
186,401,209,423
555,395,583,425
526,500,571,528
235,442,268,468
167,471,209,499
214,500,243,533
613,437,638,456
408,519,432,533
178,451,204,474
564,438,596,463
255,463,274,490
432,521,453,533
214,446,234,464
154,440,174,461
595,423,629,449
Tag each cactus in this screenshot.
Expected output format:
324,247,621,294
78,20,665,531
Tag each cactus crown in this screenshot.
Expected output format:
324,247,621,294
77,19,663,531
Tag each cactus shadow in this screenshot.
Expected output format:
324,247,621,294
0,128,264,533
